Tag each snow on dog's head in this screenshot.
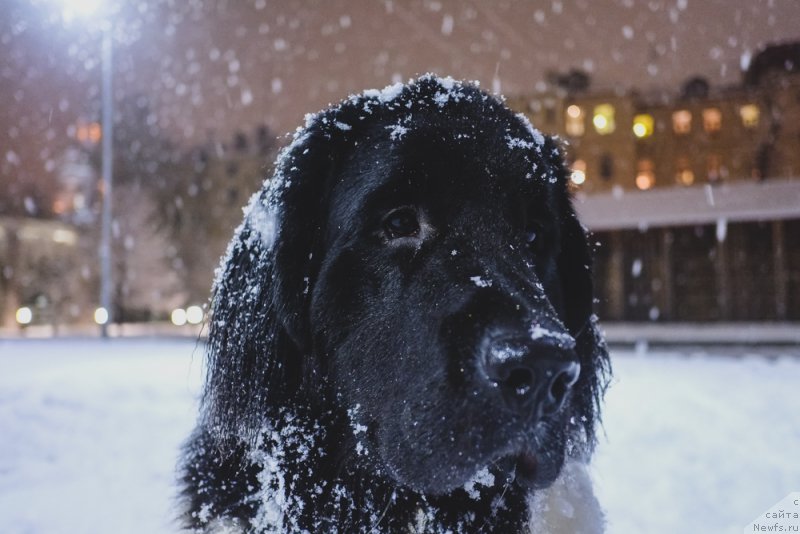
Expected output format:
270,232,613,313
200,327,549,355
184,74,610,533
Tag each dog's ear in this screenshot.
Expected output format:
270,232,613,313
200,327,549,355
543,136,611,453
199,121,337,449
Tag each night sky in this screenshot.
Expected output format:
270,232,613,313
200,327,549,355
2,0,799,198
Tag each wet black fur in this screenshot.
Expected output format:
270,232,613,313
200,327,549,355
180,77,610,533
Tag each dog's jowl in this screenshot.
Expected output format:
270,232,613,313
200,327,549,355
180,75,611,533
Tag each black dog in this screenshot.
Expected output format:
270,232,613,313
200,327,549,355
180,75,610,533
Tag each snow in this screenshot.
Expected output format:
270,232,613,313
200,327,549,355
361,81,405,103
440,14,454,36
346,403,370,458
631,258,642,277
488,342,526,363
462,466,496,500
505,135,536,150
385,122,409,140
514,112,546,147
716,217,728,242
1,339,798,533
250,432,289,532
529,324,576,348
594,347,800,533
243,195,277,251
0,338,203,534
705,184,716,207
469,275,493,288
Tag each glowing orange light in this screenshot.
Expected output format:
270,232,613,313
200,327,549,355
75,122,102,145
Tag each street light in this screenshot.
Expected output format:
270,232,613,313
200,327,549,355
59,1,114,337
99,22,113,338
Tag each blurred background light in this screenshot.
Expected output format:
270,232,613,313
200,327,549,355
632,114,654,138
93,307,109,325
171,308,187,327
15,307,33,325
570,159,587,186
185,305,203,325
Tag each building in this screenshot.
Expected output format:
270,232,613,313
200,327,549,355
0,124,275,329
509,42,800,322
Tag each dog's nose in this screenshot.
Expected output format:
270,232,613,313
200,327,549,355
482,337,580,418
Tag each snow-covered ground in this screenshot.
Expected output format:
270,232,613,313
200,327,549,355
0,339,204,534
0,338,798,533
593,345,800,533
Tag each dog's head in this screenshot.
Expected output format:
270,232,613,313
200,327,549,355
202,75,610,496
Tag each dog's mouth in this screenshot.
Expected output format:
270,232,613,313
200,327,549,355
493,443,567,491
493,450,540,490
513,452,540,488
501,451,539,490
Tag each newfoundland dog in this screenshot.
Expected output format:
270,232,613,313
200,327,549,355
180,75,610,533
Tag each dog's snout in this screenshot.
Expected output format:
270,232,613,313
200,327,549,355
482,336,580,418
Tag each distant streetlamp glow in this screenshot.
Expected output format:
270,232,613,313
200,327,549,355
186,306,204,325
60,0,105,21
94,307,109,325
171,308,188,327
16,307,33,326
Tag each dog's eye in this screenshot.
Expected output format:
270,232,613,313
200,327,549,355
383,207,420,239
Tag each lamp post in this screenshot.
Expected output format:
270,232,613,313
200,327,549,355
99,25,113,338
60,1,114,337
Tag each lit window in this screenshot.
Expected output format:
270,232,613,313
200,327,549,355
677,169,695,186
75,122,102,144
739,104,760,128
52,229,77,245
52,198,68,214
90,123,102,143
632,114,654,138
593,104,616,134
570,159,587,186
675,156,694,186
565,105,585,137
672,110,692,134
635,159,655,190
703,108,722,133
